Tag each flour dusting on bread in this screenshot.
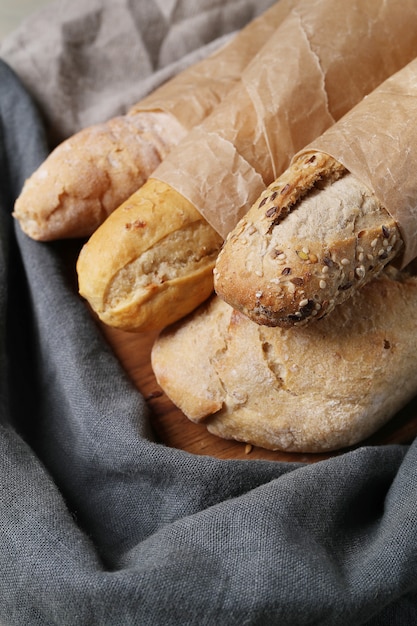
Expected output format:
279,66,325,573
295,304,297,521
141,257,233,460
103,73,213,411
214,152,403,327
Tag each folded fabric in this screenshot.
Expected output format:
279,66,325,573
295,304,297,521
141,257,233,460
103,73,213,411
1,1,417,624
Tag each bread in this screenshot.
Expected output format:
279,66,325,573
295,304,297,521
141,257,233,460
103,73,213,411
13,112,185,241
77,1,417,333
214,152,404,328
12,1,289,241
76,178,223,332
151,266,417,453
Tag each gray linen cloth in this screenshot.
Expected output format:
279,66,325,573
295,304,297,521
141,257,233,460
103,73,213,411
1,1,417,624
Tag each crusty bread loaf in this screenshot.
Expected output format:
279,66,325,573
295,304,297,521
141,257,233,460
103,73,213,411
13,2,289,241
13,111,186,241
214,152,404,328
76,178,222,332
152,265,417,453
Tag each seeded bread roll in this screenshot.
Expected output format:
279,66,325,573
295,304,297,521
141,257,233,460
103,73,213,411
152,266,417,453
76,177,223,332
214,152,404,328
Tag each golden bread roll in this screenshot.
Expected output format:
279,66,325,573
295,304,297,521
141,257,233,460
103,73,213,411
152,266,417,453
76,178,222,332
214,152,403,327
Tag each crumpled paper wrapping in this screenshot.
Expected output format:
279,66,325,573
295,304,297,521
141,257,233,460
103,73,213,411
131,0,294,132
152,0,417,239
294,57,417,268
0,0,276,145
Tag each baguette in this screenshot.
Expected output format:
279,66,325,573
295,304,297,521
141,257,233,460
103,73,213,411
76,178,222,332
13,112,185,240
214,152,404,327
152,265,417,453
12,1,289,241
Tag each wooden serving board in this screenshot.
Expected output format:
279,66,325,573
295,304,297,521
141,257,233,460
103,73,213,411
100,319,417,464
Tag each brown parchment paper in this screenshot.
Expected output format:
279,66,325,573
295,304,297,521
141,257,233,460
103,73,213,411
152,0,417,239
294,57,417,268
0,0,280,144
131,0,295,133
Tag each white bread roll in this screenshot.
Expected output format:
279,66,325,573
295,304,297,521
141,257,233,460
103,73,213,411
152,266,417,453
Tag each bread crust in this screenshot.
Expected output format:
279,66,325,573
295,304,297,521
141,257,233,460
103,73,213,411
77,178,222,332
214,152,403,327
152,267,417,453
13,112,185,241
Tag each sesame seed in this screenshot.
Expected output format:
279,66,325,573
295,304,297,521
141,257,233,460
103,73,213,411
319,280,327,289
383,239,389,247
315,302,321,310
358,252,365,262
299,298,309,307
341,258,350,266
378,249,386,257
367,254,373,261
255,291,263,298
357,246,364,253
270,248,282,259
278,253,286,260
321,265,329,274
371,239,378,248
265,206,278,218
355,265,366,278
247,225,256,235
